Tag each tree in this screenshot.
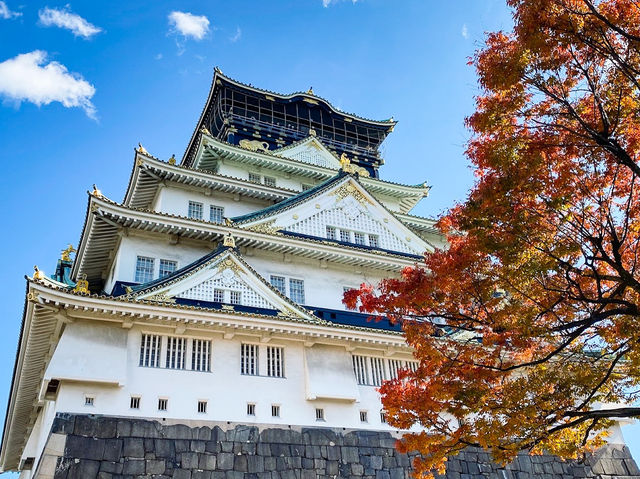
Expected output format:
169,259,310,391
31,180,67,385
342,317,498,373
344,0,640,475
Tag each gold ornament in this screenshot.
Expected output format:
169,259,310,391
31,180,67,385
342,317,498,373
61,244,76,262
168,154,176,165
137,143,148,154
33,265,45,281
73,274,90,295
223,233,236,248
247,220,279,235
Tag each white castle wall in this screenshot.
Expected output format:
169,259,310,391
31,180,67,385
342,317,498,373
45,322,410,431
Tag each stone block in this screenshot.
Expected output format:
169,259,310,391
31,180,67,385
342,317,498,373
174,470,193,479
176,439,191,452
116,419,132,437
65,435,105,461
248,454,265,473
342,446,360,463
180,451,200,469
99,461,123,474
123,458,145,475
193,471,213,479
52,414,76,435
217,452,235,470
166,424,193,440
351,463,364,476
123,437,145,458
147,459,166,474
191,440,206,453
199,453,217,470
102,438,122,462
155,438,176,459
235,454,248,471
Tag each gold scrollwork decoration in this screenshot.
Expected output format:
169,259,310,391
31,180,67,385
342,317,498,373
247,220,279,235
332,183,371,205
146,291,175,303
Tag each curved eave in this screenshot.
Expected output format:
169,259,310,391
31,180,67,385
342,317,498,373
0,280,64,472
195,135,429,213
72,196,424,290
395,212,440,235
124,152,296,210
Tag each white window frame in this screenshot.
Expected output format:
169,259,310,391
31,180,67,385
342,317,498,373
266,346,284,378
192,339,212,372
198,400,208,414
210,205,225,224
315,408,325,421
188,201,204,220
158,398,168,411
140,334,162,368
271,404,281,417
241,343,259,376
130,396,141,410
84,395,94,407
288,278,305,304
159,259,177,279
270,275,286,295
135,256,155,283
263,176,276,187
247,403,256,416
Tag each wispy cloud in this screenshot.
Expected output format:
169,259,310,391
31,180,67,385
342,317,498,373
38,6,102,38
155,53,163,60
322,0,358,7
229,26,241,43
461,23,469,39
0,51,97,119
168,11,210,40
0,1,21,19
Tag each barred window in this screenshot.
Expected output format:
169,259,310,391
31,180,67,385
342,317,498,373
198,400,207,413
326,226,336,240
84,396,94,406
130,396,140,409
352,355,370,385
213,288,225,303
370,357,385,386
266,346,284,378
388,359,403,380
230,290,242,305
289,279,305,304
158,398,168,411
368,234,379,248
380,410,387,424
241,344,258,375
360,410,368,423
135,256,154,283
166,336,186,369
263,176,276,187
340,230,351,243
270,275,286,295
192,339,211,372
315,408,324,421
247,403,256,415
272,404,280,417
249,172,261,183
140,334,161,367
210,205,224,224
188,201,203,219
159,259,177,278
354,232,366,245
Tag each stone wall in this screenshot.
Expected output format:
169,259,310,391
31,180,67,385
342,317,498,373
35,414,640,478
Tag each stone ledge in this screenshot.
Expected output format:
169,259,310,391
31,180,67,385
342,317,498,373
35,413,640,479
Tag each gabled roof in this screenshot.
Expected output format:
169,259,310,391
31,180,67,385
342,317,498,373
121,244,321,324
274,136,342,169
231,173,434,255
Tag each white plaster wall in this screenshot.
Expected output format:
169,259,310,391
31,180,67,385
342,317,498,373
154,185,272,219
20,399,57,474
50,324,410,431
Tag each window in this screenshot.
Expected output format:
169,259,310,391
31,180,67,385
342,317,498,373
340,230,351,243
198,400,208,414
135,256,154,283
140,334,161,367
188,201,203,219
272,405,280,417
192,339,211,372
387,359,419,380
210,205,225,224
289,279,305,304
230,290,242,305
166,336,186,369
249,172,261,183
213,288,225,303
301,183,313,191
326,226,336,240
247,403,256,416
315,408,325,421
241,344,259,375
380,410,387,424
270,275,286,295
266,346,284,378
263,176,276,187
360,411,368,423
84,396,94,406
354,232,366,246
368,234,379,248
130,396,140,409
370,357,385,386
159,259,177,278
158,398,168,411
352,355,370,385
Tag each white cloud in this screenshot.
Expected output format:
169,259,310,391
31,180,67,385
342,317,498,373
322,0,358,7
461,24,469,39
0,51,97,119
168,11,209,40
230,26,241,43
155,53,163,60
38,6,102,38
0,1,21,19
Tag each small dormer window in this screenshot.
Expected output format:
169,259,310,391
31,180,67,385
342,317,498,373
188,201,203,219
210,205,224,224
263,176,276,187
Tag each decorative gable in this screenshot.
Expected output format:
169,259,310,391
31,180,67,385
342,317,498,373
129,248,318,321
276,136,341,169
235,176,432,255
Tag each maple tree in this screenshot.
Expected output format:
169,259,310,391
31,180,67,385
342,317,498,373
344,0,640,475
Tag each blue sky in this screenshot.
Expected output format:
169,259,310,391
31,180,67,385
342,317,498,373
0,0,637,474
